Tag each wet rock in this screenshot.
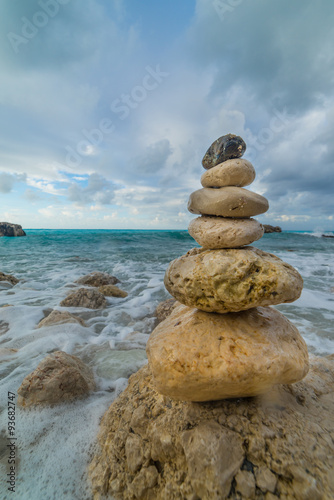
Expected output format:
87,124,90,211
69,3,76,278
202,134,246,170
146,304,309,401
60,288,107,309
37,310,87,328
188,187,269,218
201,158,255,188
0,272,19,286
0,222,26,237
89,355,334,500
18,351,95,407
164,247,303,313
98,285,128,298
188,216,264,249
263,224,282,233
76,272,120,287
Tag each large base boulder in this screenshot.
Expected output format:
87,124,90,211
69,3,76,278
146,304,309,401
89,355,334,500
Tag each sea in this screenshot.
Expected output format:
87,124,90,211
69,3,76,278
0,229,333,499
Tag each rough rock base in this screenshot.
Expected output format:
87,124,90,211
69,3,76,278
89,355,334,500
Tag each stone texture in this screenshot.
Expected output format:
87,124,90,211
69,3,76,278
146,304,309,401
37,310,87,328
188,187,269,218
98,285,128,298
154,298,178,325
188,216,264,249
89,355,334,500
18,351,95,407
0,222,26,237
201,158,255,188
76,272,120,287
263,224,282,233
164,247,303,313
0,271,19,285
60,288,107,309
202,134,246,170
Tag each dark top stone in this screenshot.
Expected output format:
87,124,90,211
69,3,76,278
202,134,246,170
0,222,26,237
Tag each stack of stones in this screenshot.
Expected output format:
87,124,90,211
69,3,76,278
147,134,309,402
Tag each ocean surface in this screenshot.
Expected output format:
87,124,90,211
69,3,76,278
0,229,333,499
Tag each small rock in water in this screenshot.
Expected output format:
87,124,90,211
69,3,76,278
202,133,246,170
0,271,19,286
76,271,120,287
60,288,107,309
37,310,87,328
98,284,128,298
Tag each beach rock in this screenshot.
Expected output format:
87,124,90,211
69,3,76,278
202,134,246,170
98,285,128,298
154,298,178,325
188,187,269,218
60,288,107,309
201,158,255,188
0,271,19,286
18,351,95,407
165,247,303,313
0,222,26,237
147,304,309,401
263,224,282,233
89,355,334,500
188,216,264,248
37,310,87,328
76,272,120,287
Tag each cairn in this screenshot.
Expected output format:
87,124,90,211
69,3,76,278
147,134,309,401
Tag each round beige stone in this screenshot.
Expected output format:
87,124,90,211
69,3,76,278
201,158,255,188
188,187,269,218
146,304,309,401
188,216,264,248
164,247,303,313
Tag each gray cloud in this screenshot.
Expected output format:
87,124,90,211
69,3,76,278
0,172,26,193
136,139,172,174
68,173,115,205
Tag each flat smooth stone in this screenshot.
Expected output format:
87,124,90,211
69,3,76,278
201,158,255,188
188,216,264,248
202,134,246,170
188,187,269,218
146,304,309,401
164,246,303,313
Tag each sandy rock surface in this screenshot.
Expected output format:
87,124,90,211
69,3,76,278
37,310,87,328
76,271,120,287
99,284,128,298
89,355,334,500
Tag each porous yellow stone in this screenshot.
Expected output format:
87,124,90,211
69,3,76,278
146,304,309,401
201,158,255,188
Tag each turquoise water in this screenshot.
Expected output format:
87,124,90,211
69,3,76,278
0,230,333,499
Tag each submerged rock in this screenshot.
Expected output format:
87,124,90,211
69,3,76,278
202,134,246,170
147,304,309,401
98,285,128,298
76,272,120,287
89,355,334,500
0,271,19,286
18,351,95,407
37,310,87,328
165,247,303,313
60,288,107,309
0,222,26,237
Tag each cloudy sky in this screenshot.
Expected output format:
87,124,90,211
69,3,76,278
0,0,333,230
